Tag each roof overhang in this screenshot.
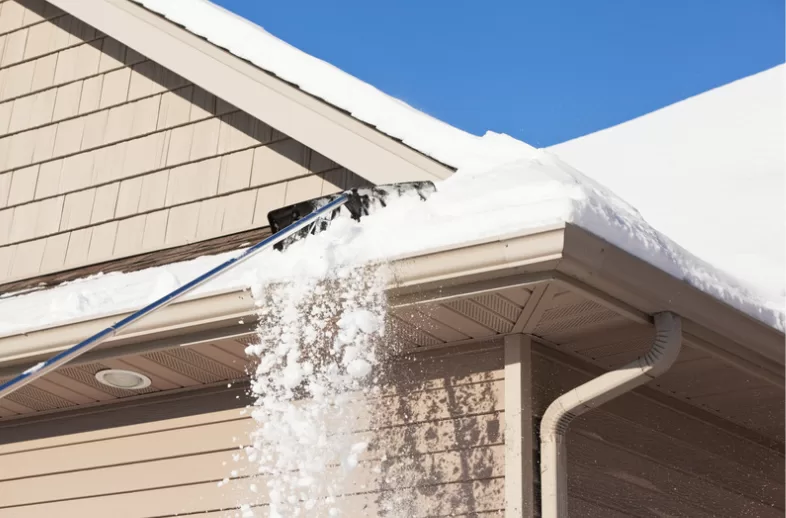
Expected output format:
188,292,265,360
31,0,781,377
44,0,453,186
1,223,782,385
0,224,782,444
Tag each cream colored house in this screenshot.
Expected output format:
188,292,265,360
0,0,782,516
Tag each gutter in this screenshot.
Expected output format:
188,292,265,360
539,312,683,517
0,223,781,394
0,227,566,368
0,290,256,367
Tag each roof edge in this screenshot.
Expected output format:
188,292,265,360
0,224,782,389
0,227,566,368
46,0,452,185
558,223,785,369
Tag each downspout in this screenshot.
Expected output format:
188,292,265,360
539,311,682,517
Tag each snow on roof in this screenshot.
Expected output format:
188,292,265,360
0,148,782,336
549,65,785,308
134,0,535,172
0,1,782,337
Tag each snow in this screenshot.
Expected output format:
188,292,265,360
127,0,782,329
550,65,785,307
132,0,535,172
22,361,46,375
0,4,781,336
0,145,782,335
241,267,387,515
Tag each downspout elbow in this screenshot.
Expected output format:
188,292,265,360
539,311,682,517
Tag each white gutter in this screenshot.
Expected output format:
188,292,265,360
539,311,682,517
0,228,565,367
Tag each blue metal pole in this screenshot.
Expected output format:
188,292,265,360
0,195,350,400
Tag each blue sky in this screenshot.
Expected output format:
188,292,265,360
214,0,784,147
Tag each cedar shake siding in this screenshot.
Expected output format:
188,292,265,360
0,345,505,517
0,0,369,285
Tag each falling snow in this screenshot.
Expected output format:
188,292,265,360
238,264,388,516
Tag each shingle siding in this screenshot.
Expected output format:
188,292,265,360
0,345,506,516
0,0,367,286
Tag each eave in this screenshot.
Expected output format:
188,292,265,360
0,224,781,385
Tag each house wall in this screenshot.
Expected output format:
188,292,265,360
1,318,783,517
532,347,785,517
0,344,505,516
0,0,368,286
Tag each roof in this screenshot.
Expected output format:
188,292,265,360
0,227,273,296
1,0,783,343
550,65,785,307
130,0,783,323
1,150,783,341
132,0,536,173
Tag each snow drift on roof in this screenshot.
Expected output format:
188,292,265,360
0,1,782,336
0,149,782,337
550,64,785,307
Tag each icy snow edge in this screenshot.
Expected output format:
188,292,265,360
0,151,782,338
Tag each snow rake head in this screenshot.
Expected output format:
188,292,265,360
267,181,436,250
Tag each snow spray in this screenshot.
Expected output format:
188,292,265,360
240,263,389,517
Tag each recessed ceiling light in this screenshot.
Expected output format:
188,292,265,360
95,369,152,390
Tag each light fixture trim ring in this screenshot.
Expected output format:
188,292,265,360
94,368,152,390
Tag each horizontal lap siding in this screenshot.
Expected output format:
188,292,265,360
532,350,785,517
0,0,368,285
0,346,505,516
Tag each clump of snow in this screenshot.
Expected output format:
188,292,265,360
240,264,387,516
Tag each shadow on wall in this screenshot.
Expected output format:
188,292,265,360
369,340,505,515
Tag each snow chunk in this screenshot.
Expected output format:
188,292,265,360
342,441,368,471
346,359,372,379
242,266,388,516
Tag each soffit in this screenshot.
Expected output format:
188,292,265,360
0,276,782,452
559,224,785,367
392,279,784,447
0,223,781,454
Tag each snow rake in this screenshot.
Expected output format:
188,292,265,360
0,181,436,400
